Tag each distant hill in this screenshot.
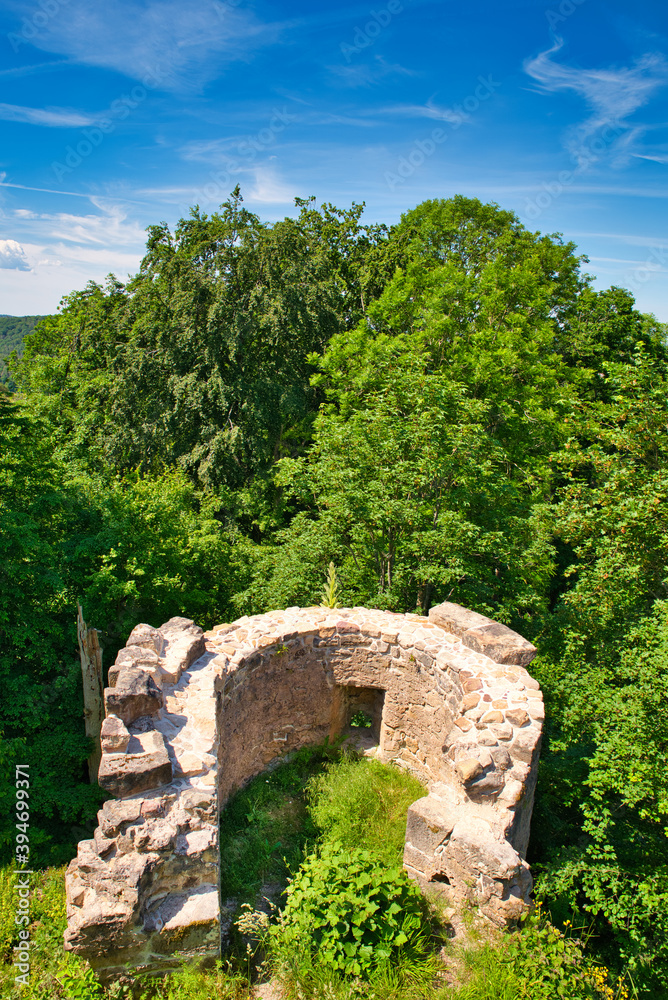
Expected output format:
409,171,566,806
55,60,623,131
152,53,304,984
0,315,46,389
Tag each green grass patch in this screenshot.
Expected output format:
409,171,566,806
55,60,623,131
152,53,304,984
307,753,426,866
219,741,341,901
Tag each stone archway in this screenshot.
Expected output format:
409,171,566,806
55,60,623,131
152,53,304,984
64,604,543,979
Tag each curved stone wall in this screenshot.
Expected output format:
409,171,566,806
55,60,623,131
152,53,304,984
64,603,543,978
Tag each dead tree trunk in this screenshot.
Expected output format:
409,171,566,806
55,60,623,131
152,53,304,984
77,603,104,783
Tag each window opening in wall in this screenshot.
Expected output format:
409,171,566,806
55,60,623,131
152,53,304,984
337,685,385,753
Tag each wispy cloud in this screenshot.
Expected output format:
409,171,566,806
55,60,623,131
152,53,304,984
0,59,72,78
10,0,281,93
44,199,146,246
329,55,416,89
245,165,295,204
0,239,31,271
524,40,668,166
0,102,98,128
376,98,465,125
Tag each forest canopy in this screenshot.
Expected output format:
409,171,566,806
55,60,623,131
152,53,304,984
2,192,668,991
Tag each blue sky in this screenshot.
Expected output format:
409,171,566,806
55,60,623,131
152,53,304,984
0,0,667,319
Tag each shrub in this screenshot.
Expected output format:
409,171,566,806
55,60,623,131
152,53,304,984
271,842,430,979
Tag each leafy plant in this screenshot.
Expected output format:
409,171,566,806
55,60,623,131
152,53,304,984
349,711,372,728
320,561,341,609
271,842,430,978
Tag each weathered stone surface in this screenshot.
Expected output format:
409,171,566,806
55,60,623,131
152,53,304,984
456,758,484,783
429,601,492,637
481,710,504,724
505,707,530,728
104,669,164,725
109,646,162,688
461,622,537,667
67,605,542,980
159,628,206,685
127,623,166,655
100,715,130,753
98,731,172,798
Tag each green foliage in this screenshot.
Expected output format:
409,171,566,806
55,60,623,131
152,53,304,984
449,918,631,1000
0,393,245,863
272,842,430,978
59,964,105,1000
307,755,426,867
11,196,394,489
349,711,372,728
320,561,341,608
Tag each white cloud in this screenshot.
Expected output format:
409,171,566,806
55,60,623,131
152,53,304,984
524,40,668,166
0,102,97,128
11,0,280,94
329,56,416,89
376,98,465,125
0,239,31,271
245,166,295,205
43,199,147,246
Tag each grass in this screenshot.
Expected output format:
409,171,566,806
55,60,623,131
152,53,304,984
0,746,639,1000
219,741,341,902
307,752,426,867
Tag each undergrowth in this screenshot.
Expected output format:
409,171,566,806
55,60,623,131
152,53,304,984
0,747,641,1000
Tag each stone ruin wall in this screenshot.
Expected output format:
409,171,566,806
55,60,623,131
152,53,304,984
64,602,544,979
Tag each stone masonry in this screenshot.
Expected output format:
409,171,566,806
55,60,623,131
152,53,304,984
64,602,542,978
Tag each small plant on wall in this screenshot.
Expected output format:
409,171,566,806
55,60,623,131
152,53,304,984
320,562,341,609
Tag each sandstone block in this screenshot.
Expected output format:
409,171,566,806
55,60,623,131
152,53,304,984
126,624,166,656
404,795,457,856
104,669,164,725
466,771,505,799
456,758,483,783
462,622,537,667
490,722,514,740
98,730,172,798
99,799,143,836
492,747,512,771
505,708,530,728
429,601,492,638
454,717,473,732
482,710,504,724
100,715,130,753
